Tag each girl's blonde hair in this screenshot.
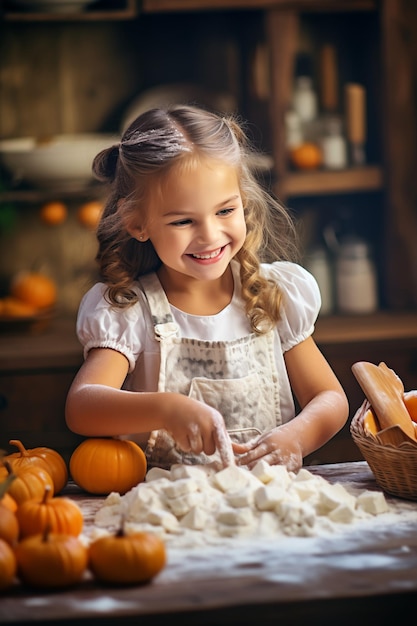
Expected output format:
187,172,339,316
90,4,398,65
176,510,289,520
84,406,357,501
93,105,299,333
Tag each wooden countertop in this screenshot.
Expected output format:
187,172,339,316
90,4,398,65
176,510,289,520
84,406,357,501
2,461,417,625
1,311,417,372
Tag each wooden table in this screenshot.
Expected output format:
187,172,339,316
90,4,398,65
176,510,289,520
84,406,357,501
2,461,417,626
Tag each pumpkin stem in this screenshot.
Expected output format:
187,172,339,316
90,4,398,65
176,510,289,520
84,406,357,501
42,485,52,504
116,515,126,538
9,440,27,457
42,523,52,543
0,465,17,500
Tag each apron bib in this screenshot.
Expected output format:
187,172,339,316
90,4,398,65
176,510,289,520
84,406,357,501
139,271,281,469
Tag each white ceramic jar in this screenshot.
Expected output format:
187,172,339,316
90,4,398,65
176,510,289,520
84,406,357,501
305,247,334,315
335,237,378,314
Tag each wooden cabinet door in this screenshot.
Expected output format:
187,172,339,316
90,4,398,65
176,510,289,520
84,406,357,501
0,368,84,464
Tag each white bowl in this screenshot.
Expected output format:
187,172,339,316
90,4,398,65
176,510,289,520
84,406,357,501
0,133,119,189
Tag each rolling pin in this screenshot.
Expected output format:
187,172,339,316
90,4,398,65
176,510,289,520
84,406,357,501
351,361,417,441
345,83,366,165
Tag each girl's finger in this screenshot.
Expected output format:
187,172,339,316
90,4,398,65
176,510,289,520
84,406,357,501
213,427,235,467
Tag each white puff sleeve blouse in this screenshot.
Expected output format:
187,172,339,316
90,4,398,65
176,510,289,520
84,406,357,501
76,260,321,423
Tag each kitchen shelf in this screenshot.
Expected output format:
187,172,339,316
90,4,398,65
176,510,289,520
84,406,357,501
0,164,384,204
2,0,138,21
314,311,417,346
278,165,384,198
0,185,105,204
142,0,377,13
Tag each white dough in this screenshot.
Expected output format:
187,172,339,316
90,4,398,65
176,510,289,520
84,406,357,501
93,462,392,547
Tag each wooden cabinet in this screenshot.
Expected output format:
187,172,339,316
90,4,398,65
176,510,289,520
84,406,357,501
0,319,84,463
0,369,84,463
1,0,416,310
307,312,417,464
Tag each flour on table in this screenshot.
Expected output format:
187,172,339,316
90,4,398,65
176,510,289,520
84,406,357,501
91,460,391,548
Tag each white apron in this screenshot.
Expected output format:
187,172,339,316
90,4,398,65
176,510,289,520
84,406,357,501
139,271,282,469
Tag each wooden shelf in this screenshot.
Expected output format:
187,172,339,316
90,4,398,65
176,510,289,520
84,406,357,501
2,0,138,21
142,0,376,13
314,311,417,345
0,185,105,204
277,165,384,198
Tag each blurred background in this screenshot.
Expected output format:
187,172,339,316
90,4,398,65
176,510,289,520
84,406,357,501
0,0,416,464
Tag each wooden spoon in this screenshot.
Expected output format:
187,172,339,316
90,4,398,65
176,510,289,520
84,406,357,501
351,361,417,444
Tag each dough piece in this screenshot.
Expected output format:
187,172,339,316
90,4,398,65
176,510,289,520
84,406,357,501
328,503,356,524
213,465,252,492
180,506,209,530
357,490,390,515
146,467,172,482
163,477,199,499
216,506,255,526
143,508,180,531
254,485,287,511
171,464,214,481
315,483,356,515
226,488,255,508
251,459,280,484
166,491,202,517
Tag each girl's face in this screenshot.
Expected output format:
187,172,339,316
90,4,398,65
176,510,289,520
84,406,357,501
141,158,246,285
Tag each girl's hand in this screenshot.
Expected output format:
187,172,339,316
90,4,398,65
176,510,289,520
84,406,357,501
232,426,303,473
163,395,235,467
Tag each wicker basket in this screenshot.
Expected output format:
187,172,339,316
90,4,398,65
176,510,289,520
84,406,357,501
350,400,417,501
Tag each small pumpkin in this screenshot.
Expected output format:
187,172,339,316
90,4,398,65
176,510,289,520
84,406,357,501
16,485,84,539
69,438,147,495
6,440,68,493
0,468,17,513
0,474,19,546
15,526,88,588
0,538,17,590
89,526,166,585
1,492,17,513
4,461,54,506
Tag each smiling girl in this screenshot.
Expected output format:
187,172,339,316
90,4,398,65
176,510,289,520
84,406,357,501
65,105,348,472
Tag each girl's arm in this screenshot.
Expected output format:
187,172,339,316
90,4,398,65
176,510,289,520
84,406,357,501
233,336,349,471
65,347,234,465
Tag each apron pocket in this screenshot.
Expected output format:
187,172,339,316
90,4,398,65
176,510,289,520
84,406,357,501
188,373,277,434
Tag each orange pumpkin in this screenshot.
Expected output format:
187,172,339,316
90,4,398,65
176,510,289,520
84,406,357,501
77,200,103,230
4,461,54,506
15,527,88,588
0,502,19,547
6,440,68,493
39,201,68,226
290,142,322,170
1,492,17,513
0,538,17,590
404,392,417,422
10,271,57,310
89,527,166,585
0,468,17,513
16,485,84,539
70,438,147,495
0,472,19,546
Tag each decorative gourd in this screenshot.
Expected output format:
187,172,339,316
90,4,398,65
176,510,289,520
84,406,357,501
0,469,17,513
89,526,166,585
6,440,68,493
0,538,17,590
1,492,17,513
15,526,88,588
0,474,19,546
69,438,147,495
16,486,84,539
4,461,54,506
